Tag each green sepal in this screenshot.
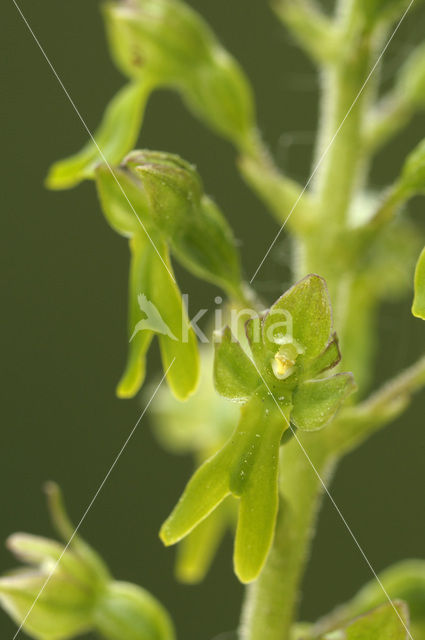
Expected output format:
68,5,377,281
321,601,410,640
413,246,425,319
160,397,287,583
263,274,332,361
95,163,151,237
93,581,176,640
213,327,260,401
306,334,341,379
291,373,356,431
175,498,232,584
46,81,152,190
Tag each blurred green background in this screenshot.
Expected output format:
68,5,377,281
1,1,425,638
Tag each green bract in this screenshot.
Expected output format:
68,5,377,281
413,247,425,319
103,0,255,149
95,150,242,399
0,484,175,640
160,275,356,583
46,80,153,190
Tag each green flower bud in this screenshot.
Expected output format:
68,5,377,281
0,568,95,640
103,0,214,81
0,485,175,640
93,149,245,399
103,0,255,149
94,581,175,640
122,150,242,297
0,484,107,640
47,0,256,192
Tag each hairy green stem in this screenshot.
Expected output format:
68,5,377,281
239,436,333,640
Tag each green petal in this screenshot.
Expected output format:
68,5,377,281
263,274,332,361
159,446,233,546
412,246,425,320
292,373,356,431
151,259,199,402
117,234,154,399
46,81,152,190
175,498,231,584
118,233,199,400
214,327,260,401
233,401,285,583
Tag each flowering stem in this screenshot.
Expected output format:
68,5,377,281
239,3,392,638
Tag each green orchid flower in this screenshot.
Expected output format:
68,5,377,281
46,0,255,191
160,275,356,583
0,484,175,640
94,150,242,400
